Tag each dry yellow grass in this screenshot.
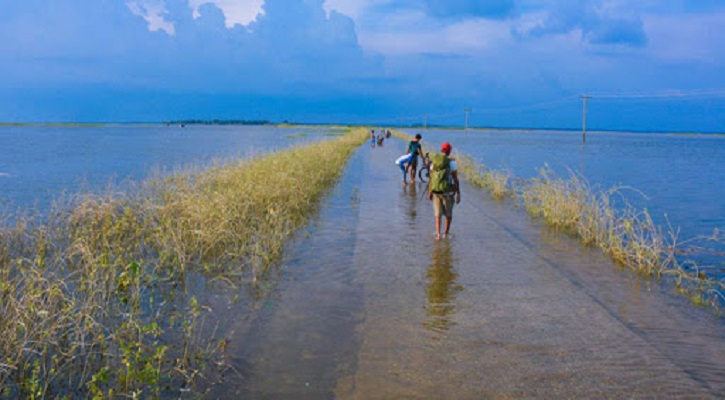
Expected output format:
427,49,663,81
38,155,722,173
0,128,368,397
392,130,724,310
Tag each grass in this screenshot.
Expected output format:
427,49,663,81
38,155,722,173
393,131,725,310
0,128,368,397
456,155,513,200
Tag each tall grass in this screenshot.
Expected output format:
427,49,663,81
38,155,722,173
0,128,367,397
455,154,513,200
394,131,724,310
467,163,724,309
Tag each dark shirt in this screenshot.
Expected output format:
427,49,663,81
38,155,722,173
408,140,422,159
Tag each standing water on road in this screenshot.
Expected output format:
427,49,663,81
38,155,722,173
405,128,725,275
202,139,725,398
2,127,724,397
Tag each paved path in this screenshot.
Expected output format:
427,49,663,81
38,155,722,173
208,139,725,399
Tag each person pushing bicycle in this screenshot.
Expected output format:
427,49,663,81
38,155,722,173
407,134,423,183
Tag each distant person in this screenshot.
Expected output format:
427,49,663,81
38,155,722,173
407,134,423,183
386,130,391,139
428,142,460,240
377,133,385,146
395,152,414,184
371,130,376,146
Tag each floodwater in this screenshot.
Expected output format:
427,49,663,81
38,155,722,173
0,124,337,212
200,139,725,398
404,128,725,276
2,126,724,397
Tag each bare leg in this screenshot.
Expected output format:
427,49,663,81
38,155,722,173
435,215,442,240
443,215,452,238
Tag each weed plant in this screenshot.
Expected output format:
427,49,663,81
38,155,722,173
0,128,367,398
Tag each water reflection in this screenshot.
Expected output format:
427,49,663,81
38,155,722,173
403,182,418,219
423,240,463,333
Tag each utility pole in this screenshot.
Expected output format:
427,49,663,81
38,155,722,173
424,114,428,129
580,95,591,143
464,108,471,131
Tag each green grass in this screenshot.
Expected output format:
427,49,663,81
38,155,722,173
0,128,368,397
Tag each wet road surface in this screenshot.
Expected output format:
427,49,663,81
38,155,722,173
205,139,725,399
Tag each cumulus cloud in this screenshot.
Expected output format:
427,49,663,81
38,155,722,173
323,0,387,20
644,12,725,65
188,0,265,29
360,12,511,56
2,0,724,130
126,0,176,35
3,0,377,92
513,1,647,47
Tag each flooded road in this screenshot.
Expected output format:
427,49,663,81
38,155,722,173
205,139,725,398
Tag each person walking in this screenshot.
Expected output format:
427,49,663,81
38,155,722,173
428,142,460,240
407,134,423,183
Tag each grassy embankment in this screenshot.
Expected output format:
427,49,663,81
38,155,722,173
393,131,724,310
0,128,368,398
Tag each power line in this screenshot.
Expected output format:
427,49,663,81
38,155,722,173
590,89,725,100
381,89,725,128
469,95,579,115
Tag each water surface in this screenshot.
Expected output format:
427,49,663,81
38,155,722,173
200,139,725,398
404,128,725,272
0,124,337,212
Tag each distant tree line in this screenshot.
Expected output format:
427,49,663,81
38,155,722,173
166,119,272,126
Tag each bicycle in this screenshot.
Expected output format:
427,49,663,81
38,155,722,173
417,152,431,183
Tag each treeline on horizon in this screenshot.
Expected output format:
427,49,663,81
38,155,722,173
167,119,273,125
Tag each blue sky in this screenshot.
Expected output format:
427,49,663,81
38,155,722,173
1,0,724,131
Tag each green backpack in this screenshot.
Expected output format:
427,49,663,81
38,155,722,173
429,153,454,193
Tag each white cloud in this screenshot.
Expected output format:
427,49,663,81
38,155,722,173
126,0,175,35
644,13,725,65
188,0,265,29
358,10,511,56
323,0,390,20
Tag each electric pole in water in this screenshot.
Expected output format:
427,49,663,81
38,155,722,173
464,108,471,131
580,95,591,143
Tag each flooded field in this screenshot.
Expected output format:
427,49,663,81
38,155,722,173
404,128,725,276
1,126,724,397
199,139,725,398
0,124,338,212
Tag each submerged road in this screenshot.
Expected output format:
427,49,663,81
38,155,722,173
207,139,725,399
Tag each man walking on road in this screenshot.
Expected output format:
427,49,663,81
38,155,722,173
428,142,460,240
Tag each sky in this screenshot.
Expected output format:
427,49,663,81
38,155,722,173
1,0,724,131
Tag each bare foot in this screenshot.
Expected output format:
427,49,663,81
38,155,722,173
435,232,441,240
